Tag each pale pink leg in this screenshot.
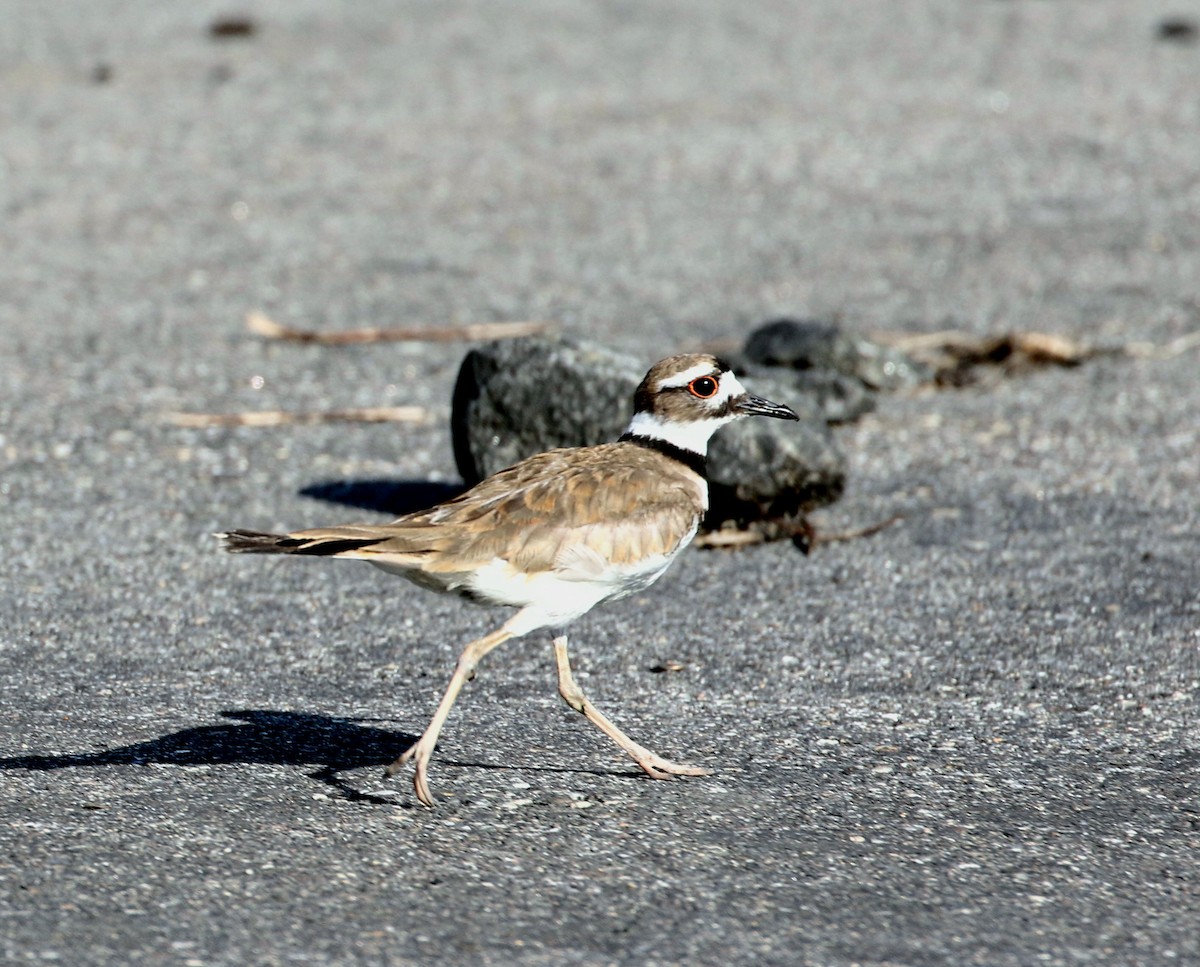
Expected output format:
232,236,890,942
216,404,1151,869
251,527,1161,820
553,634,711,780
386,624,514,806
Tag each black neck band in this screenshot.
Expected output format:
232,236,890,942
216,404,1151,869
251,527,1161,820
618,433,707,479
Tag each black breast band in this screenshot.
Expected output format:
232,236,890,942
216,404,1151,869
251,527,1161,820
617,433,707,479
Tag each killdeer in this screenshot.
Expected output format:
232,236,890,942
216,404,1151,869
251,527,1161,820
220,353,798,806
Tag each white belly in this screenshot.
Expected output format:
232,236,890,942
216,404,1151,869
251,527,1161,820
370,519,698,638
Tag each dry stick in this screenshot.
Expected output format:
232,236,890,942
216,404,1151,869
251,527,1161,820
169,310,541,429
878,329,1091,354
246,311,553,345
694,514,901,549
877,330,1099,366
809,514,904,548
1123,330,1200,360
693,529,768,549
877,328,1200,365
165,406,427,428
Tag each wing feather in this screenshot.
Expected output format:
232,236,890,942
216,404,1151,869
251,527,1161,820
298,444,705,576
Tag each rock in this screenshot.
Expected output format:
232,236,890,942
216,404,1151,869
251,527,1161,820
707,373,846,530
724,358,877,425
744,318,861,373
850,334,933,391
451,337,640,485
743,317,931,391
450,336,847,538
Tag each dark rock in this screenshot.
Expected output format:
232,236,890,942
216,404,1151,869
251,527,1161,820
450,336,847,536
743,317,931,391
209,16,257,39
707,374,846,527
451,337,640,485
789,370,875,424
725,353,876,425
1158,17,1197,42
744,318,860,373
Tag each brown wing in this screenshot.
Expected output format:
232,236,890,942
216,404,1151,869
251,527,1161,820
280,444,705,575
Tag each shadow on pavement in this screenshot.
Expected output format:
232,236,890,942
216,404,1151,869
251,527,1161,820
0,709,417,805
299,478,465,516
0,709,653,804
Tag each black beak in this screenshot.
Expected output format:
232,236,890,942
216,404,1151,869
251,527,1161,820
735,394,800,421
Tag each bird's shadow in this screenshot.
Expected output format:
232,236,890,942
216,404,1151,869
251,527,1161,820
0,709,647,806
299,478,465,516
0,710,417,806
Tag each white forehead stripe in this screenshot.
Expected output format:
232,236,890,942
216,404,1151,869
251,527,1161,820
657,362,723,389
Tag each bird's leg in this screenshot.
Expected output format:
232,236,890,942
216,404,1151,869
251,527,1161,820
386,623,515,806
552,633,712,780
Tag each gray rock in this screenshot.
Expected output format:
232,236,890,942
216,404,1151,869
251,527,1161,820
727,359,877,425
743,318,862,373
743,317,932,391
450,336,846,536
707,375,846,529
849,333,934,391
451,337,641,484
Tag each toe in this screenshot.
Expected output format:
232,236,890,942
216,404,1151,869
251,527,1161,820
413,765,436,807
645,756,712,778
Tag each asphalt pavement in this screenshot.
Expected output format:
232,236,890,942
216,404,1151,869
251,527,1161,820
1,2,1197,965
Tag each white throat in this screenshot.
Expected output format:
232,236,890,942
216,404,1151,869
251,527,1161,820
623,410,735,455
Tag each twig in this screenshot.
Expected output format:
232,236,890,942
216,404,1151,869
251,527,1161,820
166,406,428,428
693,529,768,549
877,328,1200,367
808,514,904,547
246,311,553,345
1123,330,1200,360
695,514,900,550
878,330,1100,364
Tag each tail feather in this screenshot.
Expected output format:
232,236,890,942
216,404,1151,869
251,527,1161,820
217,529,299,553
217,528,383,556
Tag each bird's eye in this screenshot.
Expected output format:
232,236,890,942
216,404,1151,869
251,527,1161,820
688,376,719,399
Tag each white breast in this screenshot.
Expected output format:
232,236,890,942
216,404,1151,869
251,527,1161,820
461,517,698,636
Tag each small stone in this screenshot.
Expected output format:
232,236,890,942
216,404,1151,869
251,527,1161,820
743,318,861,373
209,16,257,39
742,317,932,391
1158,17,1197,43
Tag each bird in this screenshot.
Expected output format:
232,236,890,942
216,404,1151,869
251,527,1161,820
219,353,799,806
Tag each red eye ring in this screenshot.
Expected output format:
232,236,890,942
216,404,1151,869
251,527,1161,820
688,376,719,399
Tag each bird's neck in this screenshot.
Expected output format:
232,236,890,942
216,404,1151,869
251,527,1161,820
622,411,729,455
620,411,728,478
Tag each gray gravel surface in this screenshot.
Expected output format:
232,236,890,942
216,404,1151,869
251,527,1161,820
2,2,1198,965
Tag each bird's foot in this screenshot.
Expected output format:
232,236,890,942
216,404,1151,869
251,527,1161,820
385,737,438,807
633,750,713,780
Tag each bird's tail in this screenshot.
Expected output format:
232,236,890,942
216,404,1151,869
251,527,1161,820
217,528,387,557
218,529,295,553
